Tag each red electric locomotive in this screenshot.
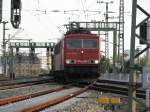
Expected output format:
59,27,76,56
53,28,101,79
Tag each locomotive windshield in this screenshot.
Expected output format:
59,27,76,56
67,39,82,48
66,39,97,49
83,39,97,48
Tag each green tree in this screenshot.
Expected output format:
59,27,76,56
99,57,111,73
123,56,146,74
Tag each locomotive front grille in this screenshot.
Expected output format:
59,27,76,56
65,66,98,74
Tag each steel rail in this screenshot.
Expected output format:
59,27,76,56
0,80,52,90
18,87,88,112
0,78,52,86
0,76,53,86
0,86,70,106
90,82,145,98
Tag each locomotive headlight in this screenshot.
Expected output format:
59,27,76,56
94,60,99,64
66,60,70,64
66,60,76,64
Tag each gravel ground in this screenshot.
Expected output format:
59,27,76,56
0,83,61,99
42,90,127,112
43,91,145,112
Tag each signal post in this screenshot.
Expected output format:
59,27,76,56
143,20,150,112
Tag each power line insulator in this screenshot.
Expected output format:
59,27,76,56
11,0,21,29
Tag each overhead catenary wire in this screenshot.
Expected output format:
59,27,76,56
23,8,103,35
81,0,88,20
22,7,60,39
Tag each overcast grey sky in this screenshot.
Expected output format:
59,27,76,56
1,0,150,55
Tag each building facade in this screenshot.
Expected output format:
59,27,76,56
15,53,41,77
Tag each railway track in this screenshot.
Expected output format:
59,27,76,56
0,85,69,106
0,77,146,112
0,86,88,112
0,76,53,86
20,87,88,112
90,79,145,99
0,78,54,91
69,78,145,98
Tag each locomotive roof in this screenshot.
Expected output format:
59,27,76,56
55,28,98,45
65,33,98,38
65,28,91,35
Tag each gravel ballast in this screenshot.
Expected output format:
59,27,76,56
42,90,105,112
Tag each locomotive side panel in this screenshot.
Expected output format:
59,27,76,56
54,41,64,71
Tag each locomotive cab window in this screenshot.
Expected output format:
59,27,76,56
66,39,97,49
83,39,97,49
66,39,82,49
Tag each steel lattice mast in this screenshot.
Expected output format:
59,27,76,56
118,0,124,72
